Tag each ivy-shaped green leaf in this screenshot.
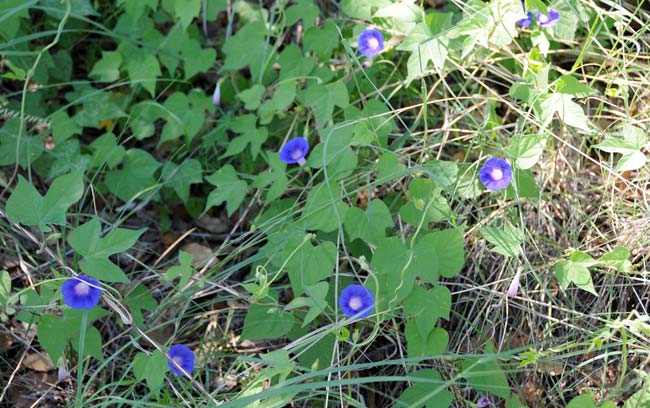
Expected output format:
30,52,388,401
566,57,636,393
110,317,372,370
554,251,598,295
6,171,84,231
205,164,248,216
68,218,145,282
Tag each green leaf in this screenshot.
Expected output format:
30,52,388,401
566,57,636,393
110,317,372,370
121,0,158,20
303,21,338,61
72,90,127,128
133,351,166,389
50,111,82,143
508,134,546,170
125,51,161,96
625,387,650,408
252,150,289,203
461,340,510,398
6,171,84,230
37,314,77,363
480,224,524,257
373,237,413,309
71,325,104,361
279,45,314,81
223,114,268,158
343,199,393,245
506,169,539,199
551,2,579,42
406,322,448,358
163,251,194,288
399,178,452,227
285,282,329,327
173,0,200,29
406,34,449,82
0,118,44,167
285,238,336,297
105,148,161,202
377,152,407,182
539,93,589,131
205,164,248,216
159,90,213,144
567,394,597,408
303,80,349,125
241,304,295,340
89,51,122,82
41,0,98,17
124,284,157,327
222,22,268,74
341,0,391,19
284,0,319,29
411,229,465,281
396,369,453,408
308,128,358,181
553,251,598,295
599,246,631,272
161,159,203,203
403,285,451,342
447,0,521,57
302,182,348,232
182,38,217,79
593,125,647,172
68,218,145,282
423,160,458,191
555,75,598,98
237,84,266,110
89,133,125,169
0,271,12,315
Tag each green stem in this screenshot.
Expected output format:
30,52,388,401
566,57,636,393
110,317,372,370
75,310,88,408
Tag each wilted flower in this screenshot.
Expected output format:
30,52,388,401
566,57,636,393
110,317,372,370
279,137,310,166
61,276,102,310
167,344,195,376
212,82,221,106
516,11,533,28
479,158,513,191
537,8,560,28
358,29,384,58
477,395,492,407
507,269,522,298
57,363,69,383
339,284,374,318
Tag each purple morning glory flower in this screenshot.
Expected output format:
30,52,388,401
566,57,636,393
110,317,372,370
61,276,102,310
339,284,374,318
279,137,309,166
212,82,220,106
516,11,533,28
167,344,195,376
479,158,513,191
507,269,522,298
358,29,384,58
477,395,492,407
537,8,560,28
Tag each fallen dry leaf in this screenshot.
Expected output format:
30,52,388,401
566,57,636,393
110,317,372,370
22,352,54,372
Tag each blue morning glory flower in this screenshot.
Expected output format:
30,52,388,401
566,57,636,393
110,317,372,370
516,11,533,28
279,137,309,166
167,344,195,376
479,158,513,191
61,276,102,310
358,29,384,58
339,284,374,318
537,8,560,28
